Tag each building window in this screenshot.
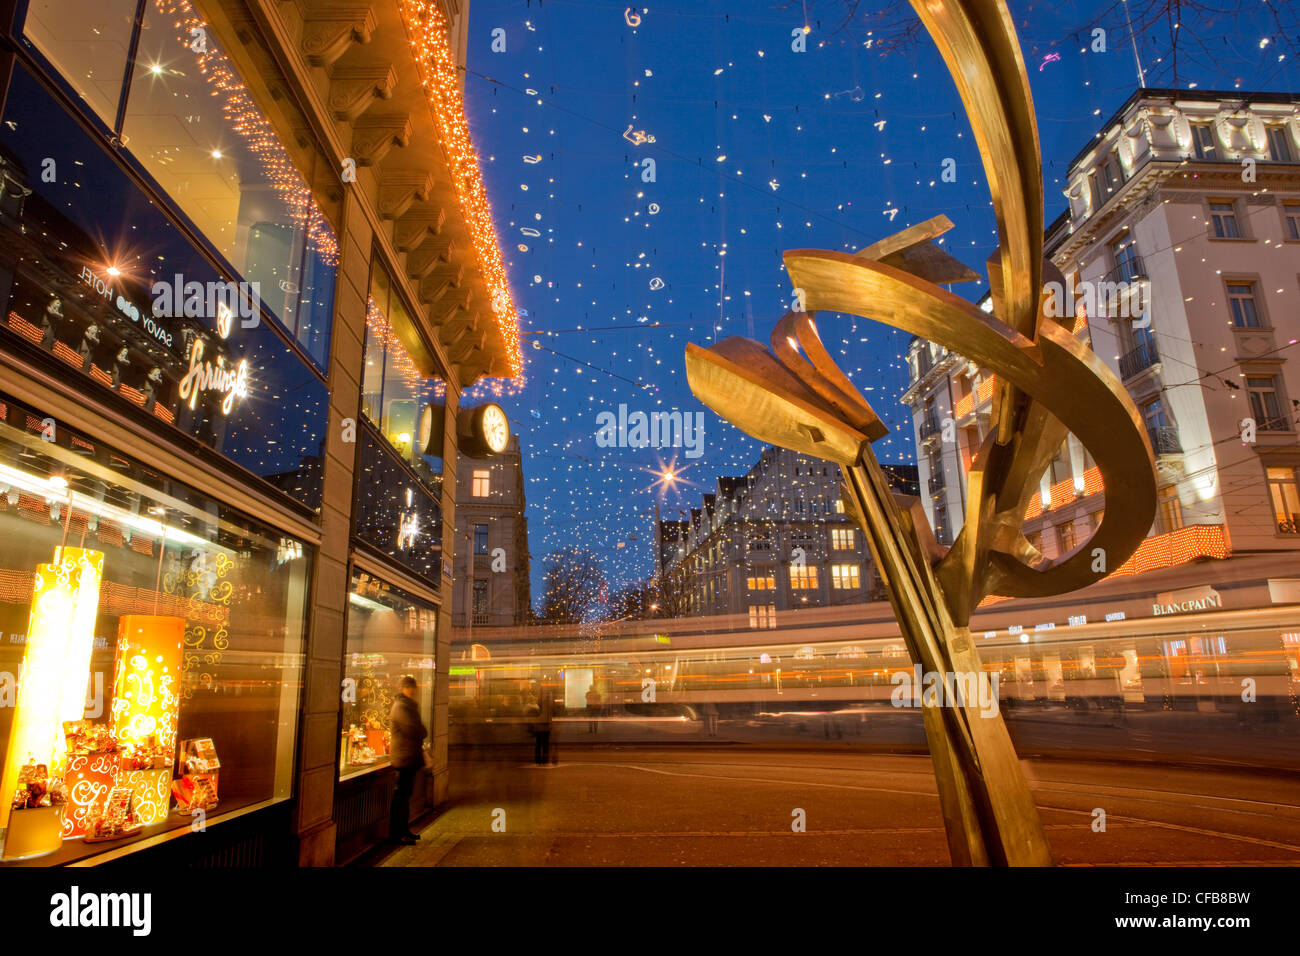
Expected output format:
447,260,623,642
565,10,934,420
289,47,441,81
1158,486,1183,534
474,524,489,555
747,569,776,590
1191,123,1217,160
1101,152,1123,193
833,499,845,514
934,505,950,545
1247,375,1287,430
795,499,805,514
1227,282,1262,328
1266,125,1294,163
472,580,489,623
1112,239,1142,283
1027,530,1044,554
831,528,855,550
749,604,777,629
472,469,491,497
789,565,819,589
1209,201,1241,239
1057,520,1078,554
1283,202,1300,241
1088,171,1103,212
343,570,436,780
1267,467,1300,534
831,564,861,589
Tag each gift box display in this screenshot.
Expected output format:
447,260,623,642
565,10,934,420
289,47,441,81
3,761,69,859
84,787,144,843
364,717,388,756
173,739,220,816
118,768,171,825
62,753,118,838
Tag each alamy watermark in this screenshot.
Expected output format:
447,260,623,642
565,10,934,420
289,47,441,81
595,404,705,459
891,666,1001,718
1043,274,1150,325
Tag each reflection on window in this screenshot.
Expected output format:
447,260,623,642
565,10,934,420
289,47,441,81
22,0,138,128
789,565,818,589
831,564,860,589
0,395,308,863
341,570,436,780
120,0,337,367
362,265,444,478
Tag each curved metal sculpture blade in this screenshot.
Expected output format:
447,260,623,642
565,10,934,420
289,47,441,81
682,0,1162,867
783,249,1157,618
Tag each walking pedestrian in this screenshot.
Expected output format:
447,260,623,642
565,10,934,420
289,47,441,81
388,675,427,845
533,690,554,764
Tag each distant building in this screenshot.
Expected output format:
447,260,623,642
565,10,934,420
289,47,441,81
656,446,916,623
452,434,531,628
904,87,1300,567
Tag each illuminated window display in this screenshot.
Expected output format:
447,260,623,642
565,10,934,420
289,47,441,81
0,396,308,863
340,570,436,780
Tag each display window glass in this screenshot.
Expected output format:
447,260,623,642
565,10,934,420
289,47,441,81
19,0,339,371
0,63,330,511
362,264,445,480
353,427,443,589
0,394,309,864
340,569,436,781
20,0,139,130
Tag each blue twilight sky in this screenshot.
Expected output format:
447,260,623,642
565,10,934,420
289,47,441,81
455,0,1297,604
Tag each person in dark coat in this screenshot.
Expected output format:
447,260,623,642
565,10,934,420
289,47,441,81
389,675,428,845
533,690,555,765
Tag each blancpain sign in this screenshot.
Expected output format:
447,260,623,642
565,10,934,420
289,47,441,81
1152,585,1222,617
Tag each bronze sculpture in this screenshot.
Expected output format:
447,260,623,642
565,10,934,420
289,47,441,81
683,0,1157,865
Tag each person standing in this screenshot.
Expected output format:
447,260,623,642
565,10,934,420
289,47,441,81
586,682,601,734
389,675,427,845
533,689,554,765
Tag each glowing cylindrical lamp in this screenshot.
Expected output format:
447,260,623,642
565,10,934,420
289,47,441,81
111,616,184,826
57,548,104,726
0,548,103,836
111,616,184,755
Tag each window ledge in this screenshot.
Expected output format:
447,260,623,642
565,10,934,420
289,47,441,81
1207,236,1258,242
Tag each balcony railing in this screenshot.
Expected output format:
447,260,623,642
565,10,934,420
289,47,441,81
929,469,946,495
1119,340,1159,379
919,417,941,442
1103,254,1148,286
1146,424,1182,455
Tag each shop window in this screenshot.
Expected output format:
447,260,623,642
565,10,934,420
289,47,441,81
21,0,139,129
340,570,436,780
118,0,338,368
361,264,445,483
1267,467,1300,534
1227,282,1262,328
0,395,309,863
0,64,330,509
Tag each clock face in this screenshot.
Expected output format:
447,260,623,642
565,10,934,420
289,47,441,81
482,404,509,454
418,405,434,451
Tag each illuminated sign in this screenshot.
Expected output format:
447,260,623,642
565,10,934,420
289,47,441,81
1152,585,1222,617
177,337,248,414
79,266,173,348
1068,615,1087,626
1105,611,1126,622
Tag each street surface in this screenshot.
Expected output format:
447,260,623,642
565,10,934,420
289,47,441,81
373,745,1300,866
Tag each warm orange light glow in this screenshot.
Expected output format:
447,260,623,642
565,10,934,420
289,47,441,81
399,0,522,379
111,616,184,756
0,548,103,833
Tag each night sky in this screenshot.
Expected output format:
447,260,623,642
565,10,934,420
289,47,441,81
457,0,1296,601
